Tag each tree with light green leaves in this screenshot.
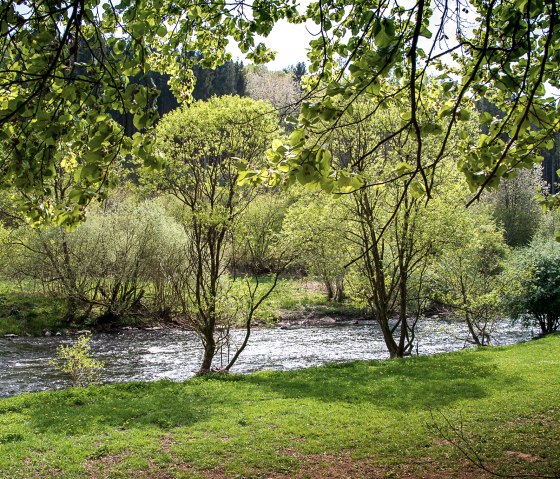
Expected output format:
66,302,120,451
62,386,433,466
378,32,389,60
263,0,559,204
425,196,510,346
2,1,559,225
0,0,298,225
325,98,470,358
146,95,282,374
280,192,351,302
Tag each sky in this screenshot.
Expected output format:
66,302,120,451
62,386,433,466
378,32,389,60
226,4,317,71
227,19,315,71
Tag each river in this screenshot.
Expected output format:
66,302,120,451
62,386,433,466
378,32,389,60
0,319,534,397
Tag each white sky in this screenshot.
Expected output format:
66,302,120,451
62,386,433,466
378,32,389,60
227,18,316,71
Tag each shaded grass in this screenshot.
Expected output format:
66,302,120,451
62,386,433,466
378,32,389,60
0,336,559,478
0,281,66,336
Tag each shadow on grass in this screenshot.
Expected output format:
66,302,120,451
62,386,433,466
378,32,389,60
22,380,211,435
242,349,517,411
13,348,522,437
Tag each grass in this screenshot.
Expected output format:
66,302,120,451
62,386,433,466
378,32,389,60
247,276,362,323
0,336,559,478
0,281,67,336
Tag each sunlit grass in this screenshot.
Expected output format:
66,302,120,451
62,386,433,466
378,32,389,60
0,336,558,478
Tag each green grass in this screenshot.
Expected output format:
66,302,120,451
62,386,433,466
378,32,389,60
245,276,362,323
0,281,67,336
0,336,559,478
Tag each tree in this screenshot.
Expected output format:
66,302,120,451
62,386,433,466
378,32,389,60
259,1,560,204
280,192,350,301
327,99,461,358
483,166,546,247
4,197,185,326
147,96,281,373
0,0,298,222
504,239,560,335
426,199,509,346
245,66,302,118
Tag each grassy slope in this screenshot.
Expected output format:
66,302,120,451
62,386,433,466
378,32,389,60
0,336,559,479
0,281,66,336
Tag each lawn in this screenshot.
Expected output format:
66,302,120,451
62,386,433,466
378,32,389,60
0,336,558,478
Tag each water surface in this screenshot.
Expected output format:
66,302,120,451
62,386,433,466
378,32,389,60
0,319,533,397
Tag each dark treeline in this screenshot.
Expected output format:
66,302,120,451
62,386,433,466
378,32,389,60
118,59,247,137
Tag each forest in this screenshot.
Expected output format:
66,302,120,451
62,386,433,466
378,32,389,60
0,0,559,477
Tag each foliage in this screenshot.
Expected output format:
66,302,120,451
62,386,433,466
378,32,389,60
1,337,559,478
483,166,546,247
280,192,351,301
233,191,294,275
425,200,509,345
0,0,299,223
2,1,559,224
48,334,104,387
147,96,282,373
504,240,560,335
2,197,187,326
262,0,560,201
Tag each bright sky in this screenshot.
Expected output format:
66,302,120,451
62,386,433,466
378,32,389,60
227,18,316,71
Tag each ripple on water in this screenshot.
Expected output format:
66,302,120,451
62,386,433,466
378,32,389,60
0,319,533,397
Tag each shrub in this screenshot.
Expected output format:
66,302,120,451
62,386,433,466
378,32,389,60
504,240,560,335
49,333,105,387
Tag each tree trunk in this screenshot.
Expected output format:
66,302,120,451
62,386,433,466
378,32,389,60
378,312,400,358
334,275,344,302
61,230,78,323
199,332,216,374
465,311,482,346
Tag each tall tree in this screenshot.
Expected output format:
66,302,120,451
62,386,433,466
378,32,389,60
146,96,281,373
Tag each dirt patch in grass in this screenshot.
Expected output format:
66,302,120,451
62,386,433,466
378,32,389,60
505,450,544,463
269,451,493,479
194,451,494,479
85,453,129,479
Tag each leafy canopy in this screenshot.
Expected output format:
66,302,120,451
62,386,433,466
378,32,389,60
1,0,559,222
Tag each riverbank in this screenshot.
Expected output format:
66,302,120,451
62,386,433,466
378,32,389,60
1,335,558,478
0,278,363,337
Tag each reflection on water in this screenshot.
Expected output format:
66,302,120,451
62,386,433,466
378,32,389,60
0,319,534,397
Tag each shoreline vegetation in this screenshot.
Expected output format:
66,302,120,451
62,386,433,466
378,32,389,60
0,278,366,338
0,336,558,478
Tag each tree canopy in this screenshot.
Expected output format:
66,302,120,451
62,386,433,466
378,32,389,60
1,0,559,223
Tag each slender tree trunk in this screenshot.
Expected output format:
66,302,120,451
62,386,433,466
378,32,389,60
61,229,78,322
199,330,216,373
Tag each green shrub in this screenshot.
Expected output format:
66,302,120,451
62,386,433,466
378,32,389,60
49,333,105,387
504,240,560,335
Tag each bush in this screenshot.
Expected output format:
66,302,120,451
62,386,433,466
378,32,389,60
504,240,560,335
49,333,104,387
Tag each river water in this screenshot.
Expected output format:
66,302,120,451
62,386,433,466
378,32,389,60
0,319,534,397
